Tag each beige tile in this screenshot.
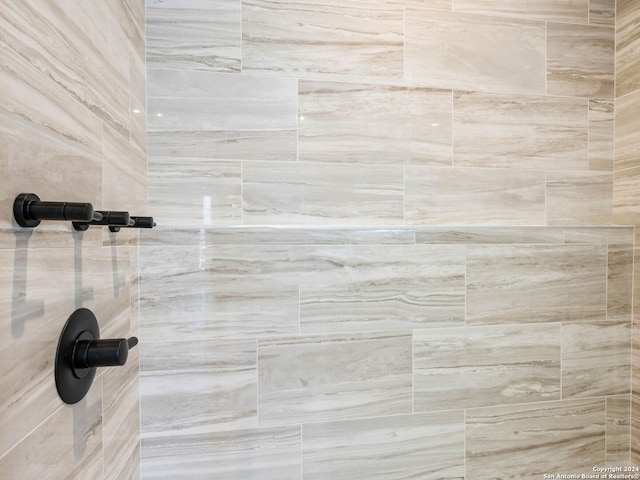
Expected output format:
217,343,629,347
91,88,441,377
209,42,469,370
405,166,545,225
590,0,615,26
466,244,607,324
616,0,640,97
454,0,588,23
147,68,297,161
146,0,241,73
453,91,587,170
414,324,560,411
562,227,634,244
547,22,614,98
613,167,640,226
407,0,451,9
243,161,404,225
302,411,465,479
633,395,640,465
139,245,299,338
300,245,465,333
615,89,640,172
141,340,257,436
148,157,241,226
589,99,614,171
405,9,546,94
106,0,145,63
299,81,452,166
416,226,565,244
130,51,148,155
608,244,634,321
466,399,605,479
545,171,613,225
258,332,412,425
562,321,631,398
242,0,404,81
606,395,631,464
141,427,302,480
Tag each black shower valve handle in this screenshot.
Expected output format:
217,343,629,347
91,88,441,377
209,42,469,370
13,193,99,228
73,336,139,369
72,210,132,231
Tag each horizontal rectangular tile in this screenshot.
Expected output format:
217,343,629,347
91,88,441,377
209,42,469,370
415,324,561,411
405,166,545,225
590,0,615,26
466,244,607,324
416,227,565,244
589,99,614,171
242,0,404,80
562,321,631,398
606,395,631,464
453,91,587,170
545,171,613,225
141,427,301,480
615,89,640,172
466,399,605,479
608,244,633,321
561,227,634,244
147,68,297,161
148,157,241,226
405,9,546,94
145,0,241,73
302,411,464,480
454,0,588,23
258,332,412,425
547,22,614,98
300,245,466,333
613,166,640,226
299,81,452,165
616,0,640,97
243,161,404,225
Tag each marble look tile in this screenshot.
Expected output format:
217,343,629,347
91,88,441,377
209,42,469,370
405,166,545,225
302,411,465,480
466,399,605,479
242,0,403,81
616,0,640,97
141,341,257,436
147,68,297,161
139,245,299,338
130,51,148,155
146,0,241,73
615,89,640,172
453,91,587,170
300,245,465,333
243,161,404,225
608,245,633,321
299,81,452,166
106,0,146,63
466,244,607,324
148,157,241,226
416,227,565,244
633,395,640,465
562,227,634,244
613,167,640,226
104,347,141,480
547,22,614,98
545,171,613,225
589,99,614,171
0,0,130,138
414,324,560,411
141,426,301,480
562,321,631,399
606,395,631,464
590,0,615,26
454,0,588,23
0,382,103,479
405,9,545,95
406,0,451,9
258,332,412,425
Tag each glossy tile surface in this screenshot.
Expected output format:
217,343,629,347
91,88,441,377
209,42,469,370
453,91,588,170
414,324,561,411
242,0,404,80
405,9,546,94
454,0,588,23
146,0,241,73
258,332,413,425
545,171,613,225
405,166,545,225
547,22,614,98
147,68,297,161
299,81,452,165
466,244,607,324
302,411,465,479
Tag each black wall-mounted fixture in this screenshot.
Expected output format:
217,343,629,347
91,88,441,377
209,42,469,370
55,308,138,405
13,193,101,228
109,216,156,232
72,211,133,232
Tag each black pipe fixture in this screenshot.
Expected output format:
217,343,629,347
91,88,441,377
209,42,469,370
13,193,155,232
55,308,138,404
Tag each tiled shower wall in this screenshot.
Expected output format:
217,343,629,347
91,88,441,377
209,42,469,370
141,0,630,479
0,0,146,478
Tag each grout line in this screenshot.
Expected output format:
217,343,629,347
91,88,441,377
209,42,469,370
0,404,64,462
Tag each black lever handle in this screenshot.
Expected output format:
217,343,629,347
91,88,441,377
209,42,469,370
108,216,156,232
14,193,97,228
73,336,139,369
72,210,132,231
